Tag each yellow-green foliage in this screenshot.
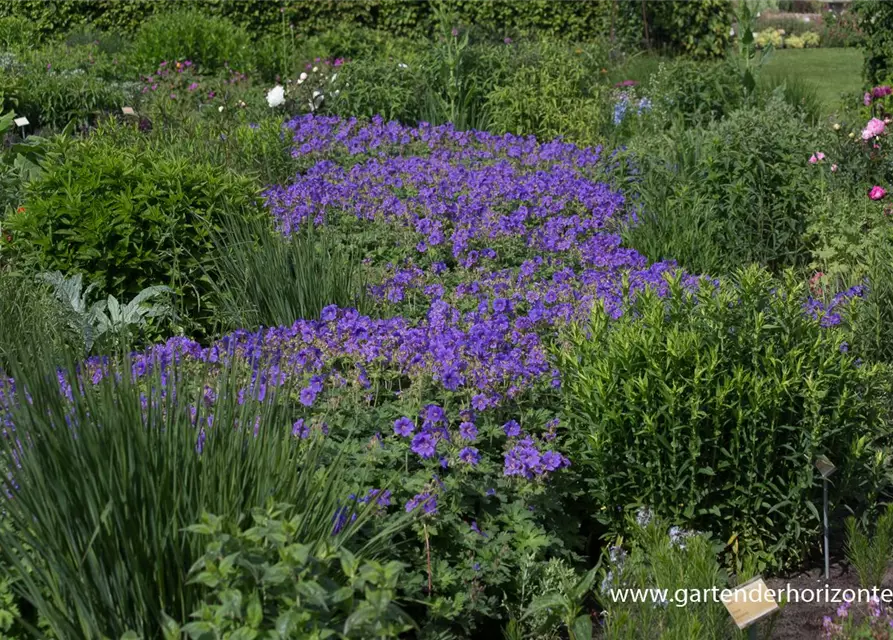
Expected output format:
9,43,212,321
756,28,784,48
802,31,821,47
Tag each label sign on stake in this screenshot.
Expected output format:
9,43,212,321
13,117,29,127
121,107,136,116
723,576,779,630
815,455,837,478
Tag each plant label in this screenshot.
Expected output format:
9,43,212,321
723,576,779,630
815,455,836,478
121,107,136,116
13,117,29,127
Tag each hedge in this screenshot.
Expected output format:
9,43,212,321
0,0,732,58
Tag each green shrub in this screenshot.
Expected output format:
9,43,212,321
0,16,37,52
63,23,131,55
329,55,431,124
132,9,253,74
853,0,893,84
485,40,609,146
0,353,398,637
177,505,413,638
9,137,262,335
820,10,863,48
625,96,828,272
556,267,889,571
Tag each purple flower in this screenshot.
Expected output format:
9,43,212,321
393,416,415,437
411,432,437,459
458,421,478,441
299,386,317,406
424,404,445,424
405,492,437,515
292,419,310,438
503,420,521,437
459,447,480,466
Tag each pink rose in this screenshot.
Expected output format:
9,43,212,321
869,186,887,201
809,154,818,164
809,152,826,164
861,118,886,140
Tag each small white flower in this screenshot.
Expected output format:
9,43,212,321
397,62,408,69
312,66,318,73
266,84,285,108
218,105,224,112
299,72,307,81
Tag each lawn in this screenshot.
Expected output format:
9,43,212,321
763,47,863,114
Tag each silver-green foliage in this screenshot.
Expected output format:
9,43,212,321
557,266,889,571
37,271,172,353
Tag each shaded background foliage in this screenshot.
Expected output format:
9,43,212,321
0,0,733,58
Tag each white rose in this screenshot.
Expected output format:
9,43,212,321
266,84,285,108
299,72,307,81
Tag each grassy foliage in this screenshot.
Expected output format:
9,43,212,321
0,350,400,637
210,215,370,332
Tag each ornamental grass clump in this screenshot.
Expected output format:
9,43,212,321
557,266,889,571
0,348,399,638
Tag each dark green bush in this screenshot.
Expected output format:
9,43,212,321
853,0,893,84
0,0,731,57
556,267,890,571
624,96,828,273
9,137,262,334
645,0,732,58
132,9,253,73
